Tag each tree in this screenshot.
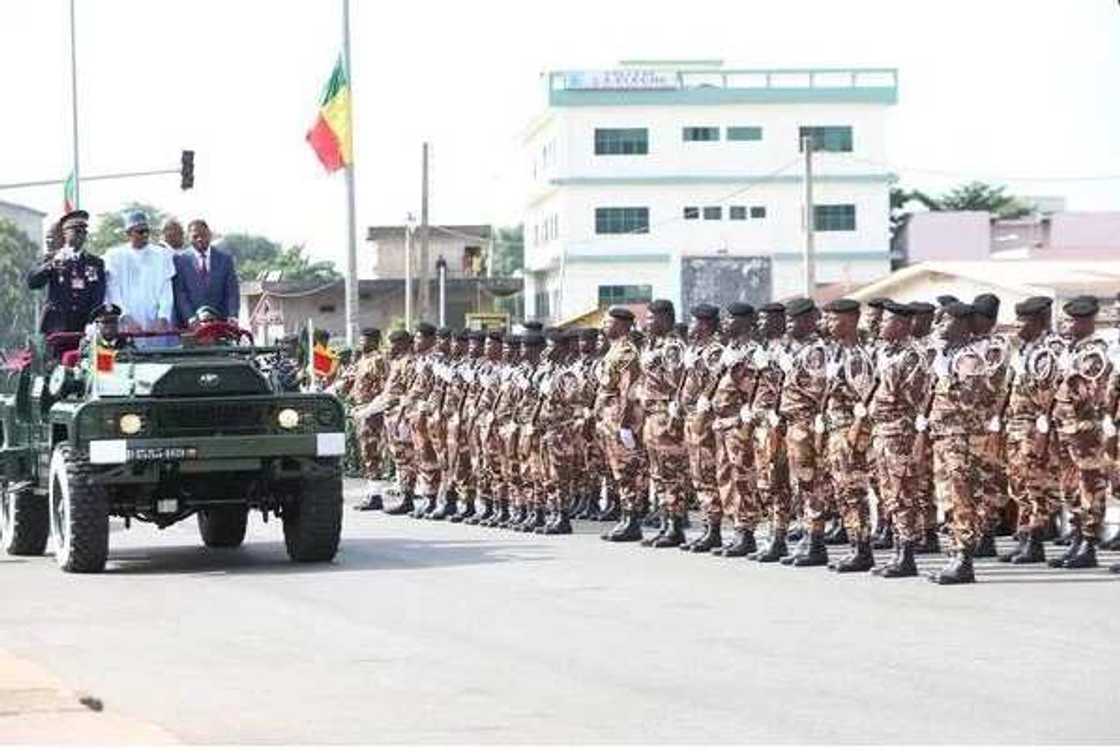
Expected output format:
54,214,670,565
87,202,170,256
219,233,340,284
890,182,1029,247
490,224,524,276
0,220,43,349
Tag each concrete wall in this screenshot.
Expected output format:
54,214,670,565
902,211,990,262
368,231,487,279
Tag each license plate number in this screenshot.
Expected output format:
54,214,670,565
128,447,198,461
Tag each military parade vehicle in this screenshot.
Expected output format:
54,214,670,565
0,320,345,573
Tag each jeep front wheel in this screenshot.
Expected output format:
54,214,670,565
197,506,249,548
48,443,109,573
282,470,342,563
1,482,49,556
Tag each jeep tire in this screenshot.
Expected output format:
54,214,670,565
48,443,109,573
1,482,49,556
197,506,249,548
283,469,342,563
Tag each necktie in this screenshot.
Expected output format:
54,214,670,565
199,251,209,283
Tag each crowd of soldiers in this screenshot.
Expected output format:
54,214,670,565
328,292,1120,586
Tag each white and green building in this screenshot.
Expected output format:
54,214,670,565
520,61,898,320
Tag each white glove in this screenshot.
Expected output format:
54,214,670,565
986,416,1001,433
618,428,636,450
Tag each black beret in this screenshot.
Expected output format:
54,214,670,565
522,333,546,347
388,330,411,343
936,295,959,308
522,321,544,332
785,297,816,318
59,209,90,228
760,302,786,314
908,301,935,315
1014,297,1052,317
823,298,860,314
435,326,453,338
416,322,437,337
1063,296,1099,318
466,330,485,342
360,327,381,338
545,327,567,342
867,297,890,309
455,329,470,341
608,306,635,322
486,329,504,342
505,333,522,345
690,303,720,321
579,328,599,341
648,299,675,316
882,301,913,317
89,303,122,323
944,302,976,319
727,302,755,317
972,294,1001,320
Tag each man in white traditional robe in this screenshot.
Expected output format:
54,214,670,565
104,210,176,347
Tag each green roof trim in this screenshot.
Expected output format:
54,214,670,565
552,173,896,187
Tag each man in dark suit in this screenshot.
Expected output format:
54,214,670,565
172,218,240,327
26,209,107,335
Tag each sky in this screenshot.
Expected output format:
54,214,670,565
1,0,1118,269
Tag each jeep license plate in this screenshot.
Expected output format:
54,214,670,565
128,447,198,461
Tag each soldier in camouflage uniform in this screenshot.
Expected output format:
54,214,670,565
536,328,582,534
402,322,443,518
572,328,609,520
866,302,927,577
907,301,942,553
1047,296,1113,570
507,332,547,531
480,334,522,527
466,330,506,524
710,302,762,557
425,329,467,520
818,299,878,572
996,297,1061,564
381,330,420,515
637,300,689,548
775,298,831,567
677,304,726,553
350,328,389,510
597,307,648,542
748,303,794,562
447,330,485,523
920,302,993,585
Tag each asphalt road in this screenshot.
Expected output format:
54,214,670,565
1,479,1118,744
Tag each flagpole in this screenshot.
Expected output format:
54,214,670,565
341,0,359,347
68,0,81,209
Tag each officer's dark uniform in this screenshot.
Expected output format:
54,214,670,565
26,210,106,335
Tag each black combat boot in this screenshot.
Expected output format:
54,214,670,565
915,528,941,555
449,492,476,523
502,504,526,530
606,511,643,542
1100,526,1120,551
1048,527,1082,568
642,508,662,528
483,500,509,527
754,530,789,562
526,506,549,534
1062,537,1098,569
354,487,383,511
465,495,491,525
780,531,810,565
642,514,669,547
785,522,805,543
651,515,687,548
998,531,1028,563
544,506,572,535
929,548,975,585
714,528,757,558
682,519,722,553
973,531,997,559
879,540,918,578
427,490,458,520
1042,514,1060,542
568,492,587,519
792,532,829,567
383,491,415,516
833,538,875,573
412,495,437,519
597,492,621,522
823,518,849,546
871,522,894,551
1010,528,1046,564
1110,563,1120,574
579,490,600,520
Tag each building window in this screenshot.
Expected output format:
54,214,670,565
534,291,551,318
814,204,856,231
598,285,653,306
729,206,747,220
595,207,649,234
318,304,336,313
594,128,648,155
683,206,699,220
727,126,763,141
703,206,722,220
799,126,853,152
683,126,720,142
750,206,767,219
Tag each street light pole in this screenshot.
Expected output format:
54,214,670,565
436,257,447,327
404,213,415,329
68,0,80,208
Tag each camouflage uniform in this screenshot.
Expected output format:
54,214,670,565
382,351,418,496
974,332,1013,534
1004,334,1062,532
594,337,647,513
778,334,830,534
639,331,688,517
474,356,509,514
442,353,476,503
677,333,724,522
711,338,761,531
404,349,446,499
750,337,792,536
538,355,585,522
515,358,548,520
821,339,877,541
351,349,389,479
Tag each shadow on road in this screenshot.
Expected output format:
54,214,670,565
103,537,552,576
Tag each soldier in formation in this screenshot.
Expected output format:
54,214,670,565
338,291,1120,584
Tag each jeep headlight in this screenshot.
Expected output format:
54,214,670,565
118,413,143,435
277,408,301,429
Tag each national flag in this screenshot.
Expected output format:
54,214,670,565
95,344,116,373
313,343,339,378
63,172,76,213
305,56,352,172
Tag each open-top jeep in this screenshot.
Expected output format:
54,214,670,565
0,322,346,573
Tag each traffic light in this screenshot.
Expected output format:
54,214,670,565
180,150,195,190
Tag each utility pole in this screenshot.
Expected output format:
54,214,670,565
340,0,359,346
405,213,415,329
436,257,447,327
68,0,80,208
419,142,431,322
801,135,816,298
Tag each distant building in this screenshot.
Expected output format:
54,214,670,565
366,224,490,279
521,60,898,321
0,199,46,251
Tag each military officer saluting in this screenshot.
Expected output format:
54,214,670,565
27,209,106,337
